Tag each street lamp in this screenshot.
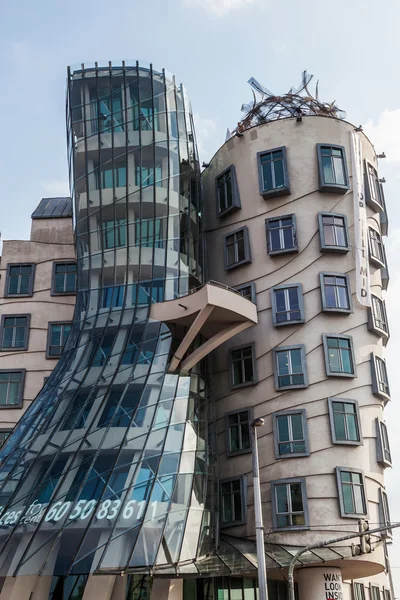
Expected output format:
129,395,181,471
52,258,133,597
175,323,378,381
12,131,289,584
251,417,269,600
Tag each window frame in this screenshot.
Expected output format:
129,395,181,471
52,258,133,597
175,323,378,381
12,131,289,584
317,212,350,253
51,261,77,296
4,263,35,298
335,467,368,519
0,369,26,409
322,334,356,378
371,352,391,402
265,214,298,256
215,164,241,218
219,475,247,527
370,585,381,600
270,477,309,531
376,419,392,468
0,314,31,352
364,160,384,213
378,488,392,538
273,409,309,459
224,226,252,271
234,281,256,305
225,408,253,457
317,144,349,194
328,398,363,446
0,429,12,449
271,283,305,327
368,227,386,269
257,146,290,199
273,344,308,391
228,343,258,390
46,321,73,359
353,582,366,600
368,294,389,344
320,272,352,314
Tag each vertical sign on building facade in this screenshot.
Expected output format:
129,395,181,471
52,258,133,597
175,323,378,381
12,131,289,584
351,131,371,306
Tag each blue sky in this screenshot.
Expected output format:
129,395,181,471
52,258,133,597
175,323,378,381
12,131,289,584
1,0,400,591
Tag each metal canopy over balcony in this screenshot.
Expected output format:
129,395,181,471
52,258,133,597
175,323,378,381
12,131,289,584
150,281,258,373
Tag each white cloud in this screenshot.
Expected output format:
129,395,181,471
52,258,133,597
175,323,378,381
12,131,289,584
41,180,70,197
193,114,219,163
364,109,400,163
184,0,258,16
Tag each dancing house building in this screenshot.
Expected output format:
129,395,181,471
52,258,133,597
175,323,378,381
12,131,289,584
0,66,394,600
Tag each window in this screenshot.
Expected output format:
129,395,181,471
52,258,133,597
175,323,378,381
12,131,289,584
323,335,356,377
0,370,25,408
370,586,381,600
234,282,256,304
383,590,391,600
328,398,361,445
0,315,30,351
0,430,11,448
47,322,72,358
368,295,389,342
318,213,350,253
229,344,257,388
271,284,304,326
135,218,163,248
273,345,308,390
89,332,117,367
32,458,68,505
102,219,127,249
61,390,95,431
317,144,349,193
99,163,127,189
66,455,130,502
368,228,386,268
52,262,77,295
365,161,384,212
320,273,352,313
376,419,392,467
353,583,366,600
135,163,162,187
102,285,125,308
336,467,367,517
273,410,309,458
216,165,241,217
266,215,297,255
379,488,392,536
257,147,290,198
371,353,390,401
224,227,251,270
99,385,142,428
5,264,35,297
226,409,251,455
220,477,246,526
271,478,308,530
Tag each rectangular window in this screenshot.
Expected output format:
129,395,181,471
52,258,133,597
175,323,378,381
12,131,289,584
376,419,392,467
368,228,386,267
353,583,365,600
0,370,25,407
370,587,381,600
258,147,290,198
336,467,367,517
216,165,241,217
318,213,349,253
5,264,35,297
224,227,251,270
47,322,72,358
0,315,30,351
229,344,257,388
384,590,391,600
368,295,389,342
0,430,11,448
102,219,127,249
135,163,162,187
273,410,309,458
220,477,246,525
273,345,308,390
379,488,391,536
320,273,352,313
234,282,256,304
135,218,163,248
90,332,117,367
266,215,297,255
365,161,384,212
371,353,390,401
328,398,361,445
271,284,304,326
101,285,125,308
271,478,308,530
323,335,355,377
226,410,251,455
52,262,77,295
99,163,127,189
317,144,349,193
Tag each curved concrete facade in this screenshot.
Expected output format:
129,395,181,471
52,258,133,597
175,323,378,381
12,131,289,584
203,116,392,596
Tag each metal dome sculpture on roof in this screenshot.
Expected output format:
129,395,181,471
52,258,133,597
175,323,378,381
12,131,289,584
233,70,346,134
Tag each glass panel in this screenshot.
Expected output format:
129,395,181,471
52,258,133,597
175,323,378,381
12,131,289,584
291,414,303,441
322,155,334,184
353,485,365,514
290,349,302,374
290,483,303,512
262,162,273,191
333,155,345,185
282,224,294,249
277,416,289,442
270,228,281,251
274,158,285,188
333,411,346,440
342,483,354,513
275,484,288,513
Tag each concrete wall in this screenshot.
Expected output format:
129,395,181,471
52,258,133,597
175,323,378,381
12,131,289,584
203,116,391,584
0,216,76,433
